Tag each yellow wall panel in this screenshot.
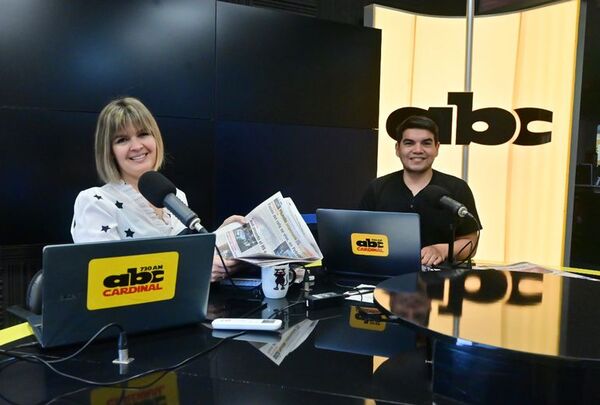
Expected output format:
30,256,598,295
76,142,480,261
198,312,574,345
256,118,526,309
412,16,466,175
506,1,578,265
365,6,416,177
469,14,521,262
366,2,576,358
366,2,579,267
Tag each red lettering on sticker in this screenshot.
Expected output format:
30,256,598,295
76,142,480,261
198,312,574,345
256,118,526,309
102,283,164,297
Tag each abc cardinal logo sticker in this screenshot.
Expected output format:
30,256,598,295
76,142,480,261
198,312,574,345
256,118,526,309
87,252,179,310
351,233,389,257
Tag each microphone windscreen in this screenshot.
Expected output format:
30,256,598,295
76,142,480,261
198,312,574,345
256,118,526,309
138,171,176,208
419,184,449,208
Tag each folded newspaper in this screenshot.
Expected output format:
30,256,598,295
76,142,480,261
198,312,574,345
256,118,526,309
214,192,322,266
473,261,599,281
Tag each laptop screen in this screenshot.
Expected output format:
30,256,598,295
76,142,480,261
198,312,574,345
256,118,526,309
40,233,215,348
316,209,421,278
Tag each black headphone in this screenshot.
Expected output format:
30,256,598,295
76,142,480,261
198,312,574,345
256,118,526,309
26,270,44,315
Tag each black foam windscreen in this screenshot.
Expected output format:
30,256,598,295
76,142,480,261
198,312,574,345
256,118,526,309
138,171,176,208
419,184,449,208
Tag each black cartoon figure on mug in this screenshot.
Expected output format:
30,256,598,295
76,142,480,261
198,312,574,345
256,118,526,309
274,269,287,290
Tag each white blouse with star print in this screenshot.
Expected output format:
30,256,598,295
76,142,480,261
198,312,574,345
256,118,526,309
71,181,188,243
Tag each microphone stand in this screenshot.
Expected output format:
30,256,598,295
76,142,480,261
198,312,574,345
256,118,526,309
436,222,464,271
190,218,208,234
436,220,472,272
446,222,455,268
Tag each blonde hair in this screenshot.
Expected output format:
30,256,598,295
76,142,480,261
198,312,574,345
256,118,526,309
94,97,164,183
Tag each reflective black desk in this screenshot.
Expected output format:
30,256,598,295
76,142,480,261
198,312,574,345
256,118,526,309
374,269,600,403
0,275,436,405
3,268,600,404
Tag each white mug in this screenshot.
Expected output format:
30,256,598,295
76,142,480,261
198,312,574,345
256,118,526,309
261,265,296,299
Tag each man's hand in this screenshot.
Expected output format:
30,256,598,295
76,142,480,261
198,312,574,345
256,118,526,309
420,233,478,267
420,244,447,266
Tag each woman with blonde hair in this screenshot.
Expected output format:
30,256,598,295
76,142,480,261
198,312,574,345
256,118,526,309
72,97,241,280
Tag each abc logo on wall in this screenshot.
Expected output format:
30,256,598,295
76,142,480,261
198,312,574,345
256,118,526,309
387,92,552,146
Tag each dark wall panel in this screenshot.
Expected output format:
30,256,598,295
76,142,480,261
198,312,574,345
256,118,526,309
0,109,215,245
575,0,600,164
570,1,600,268
216,2,381,129
1,0,381,246
160,119,216,231
0,0,215,118
0,110,96,245
563,276,600,357
213,121,377,223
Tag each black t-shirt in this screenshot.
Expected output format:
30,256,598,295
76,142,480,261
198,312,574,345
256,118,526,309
359,170,482,247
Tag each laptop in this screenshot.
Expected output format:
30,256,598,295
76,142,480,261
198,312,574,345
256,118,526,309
13,233,215,348
316,209,421,278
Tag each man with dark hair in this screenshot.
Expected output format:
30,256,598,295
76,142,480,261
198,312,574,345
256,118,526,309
360,115,481,266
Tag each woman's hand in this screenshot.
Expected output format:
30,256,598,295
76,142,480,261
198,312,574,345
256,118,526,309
211,214,246,282
211,256,242,282
218,215,246,229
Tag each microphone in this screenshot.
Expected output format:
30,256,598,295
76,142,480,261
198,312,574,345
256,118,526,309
138,171,207,233
420,185,469,218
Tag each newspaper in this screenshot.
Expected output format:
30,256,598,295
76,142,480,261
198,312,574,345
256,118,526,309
252,319,319,366
473,261,599,281
214,192,322,266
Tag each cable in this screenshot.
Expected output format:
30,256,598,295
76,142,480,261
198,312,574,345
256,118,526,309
334,281,375,292
333,281,361,290
0,350,61,366
344,287,375,303
453,239,474,266
44,388,92,405
215,245,261,292
215,244,238,286
0,329,245,387
0,298,288,388
332,282,375,303
451,213,481,267
265,301,304,319
10,341,40,350
0,323,125,368
50,323,124,364
454,229,481,267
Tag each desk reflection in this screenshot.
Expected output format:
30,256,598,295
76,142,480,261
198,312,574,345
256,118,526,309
375,269,600,359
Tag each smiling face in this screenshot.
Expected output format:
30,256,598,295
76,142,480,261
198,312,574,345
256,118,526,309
111,123,157,187
94,97,164,185
395,128,440,174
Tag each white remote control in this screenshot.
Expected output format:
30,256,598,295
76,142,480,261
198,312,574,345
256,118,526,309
211,318,282,331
